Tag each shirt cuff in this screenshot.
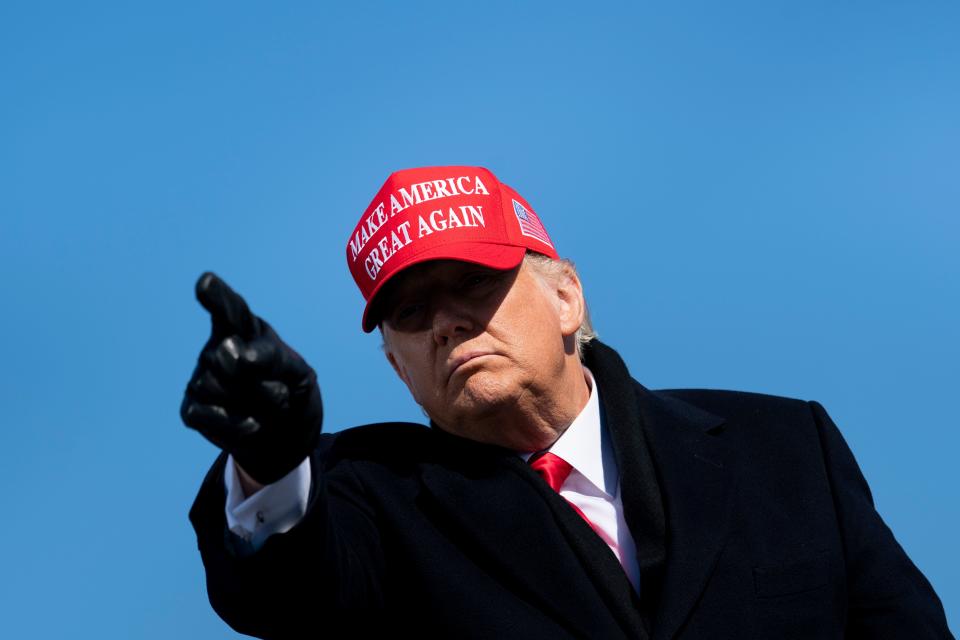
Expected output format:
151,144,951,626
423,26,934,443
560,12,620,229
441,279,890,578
224,454,311,551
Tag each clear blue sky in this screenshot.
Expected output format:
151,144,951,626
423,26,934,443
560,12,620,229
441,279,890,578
1,1,957,636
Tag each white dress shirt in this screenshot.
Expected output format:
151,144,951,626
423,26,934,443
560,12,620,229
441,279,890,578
521,368,640,591
224,368,640,590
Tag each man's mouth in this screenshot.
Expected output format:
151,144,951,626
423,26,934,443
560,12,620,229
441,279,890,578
446,351,496,382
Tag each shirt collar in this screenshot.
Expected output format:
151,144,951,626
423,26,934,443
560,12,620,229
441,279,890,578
525,367,619,497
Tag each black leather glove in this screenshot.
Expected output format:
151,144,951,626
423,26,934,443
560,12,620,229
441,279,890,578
181,272,322,485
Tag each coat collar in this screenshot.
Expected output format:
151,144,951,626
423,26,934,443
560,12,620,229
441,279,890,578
584,340,733,640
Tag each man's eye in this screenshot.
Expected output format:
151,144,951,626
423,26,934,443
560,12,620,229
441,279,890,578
394,303,424,322
461,272,493,289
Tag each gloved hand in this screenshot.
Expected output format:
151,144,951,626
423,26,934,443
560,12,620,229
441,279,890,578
181,272,322,485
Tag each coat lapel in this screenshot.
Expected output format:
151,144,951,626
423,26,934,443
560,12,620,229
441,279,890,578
519,455,651,639
586,341,733,640
587,341,667,617
420,435,638,639
640,388,733,640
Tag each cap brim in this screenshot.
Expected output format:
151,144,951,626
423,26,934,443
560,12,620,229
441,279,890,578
361,242,527,332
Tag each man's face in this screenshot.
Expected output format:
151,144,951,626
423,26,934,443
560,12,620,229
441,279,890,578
380,258,584,449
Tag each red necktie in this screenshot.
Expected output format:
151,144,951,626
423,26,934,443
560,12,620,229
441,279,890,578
529,452,602,535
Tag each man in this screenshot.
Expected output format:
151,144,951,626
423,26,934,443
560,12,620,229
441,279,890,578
183,166,952,639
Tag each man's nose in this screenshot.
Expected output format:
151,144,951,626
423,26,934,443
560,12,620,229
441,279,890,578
431,299,474,346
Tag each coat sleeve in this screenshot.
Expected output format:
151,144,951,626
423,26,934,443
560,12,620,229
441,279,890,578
809,401,954,638
189,438,386,639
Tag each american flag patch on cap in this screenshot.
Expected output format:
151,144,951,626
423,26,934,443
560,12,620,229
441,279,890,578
512,199,553,248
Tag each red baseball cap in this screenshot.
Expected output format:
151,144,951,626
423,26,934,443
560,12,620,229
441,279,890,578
347,166,559,332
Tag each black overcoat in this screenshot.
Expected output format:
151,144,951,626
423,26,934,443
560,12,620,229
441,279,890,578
190,340,952,639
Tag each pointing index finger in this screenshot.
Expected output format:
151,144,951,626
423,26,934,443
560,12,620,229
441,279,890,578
195,271,261,340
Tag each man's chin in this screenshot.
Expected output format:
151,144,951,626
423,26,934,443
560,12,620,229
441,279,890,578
452,370,518,406
441,386,518,427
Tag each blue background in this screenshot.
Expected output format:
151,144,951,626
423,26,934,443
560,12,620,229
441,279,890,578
1,1,956,636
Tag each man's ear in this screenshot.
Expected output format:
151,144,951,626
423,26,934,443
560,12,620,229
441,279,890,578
555,266,585,339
